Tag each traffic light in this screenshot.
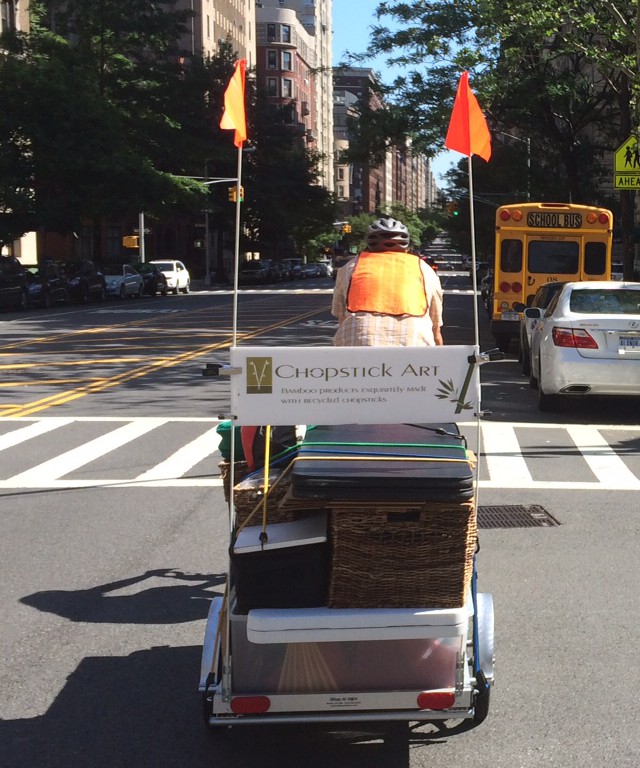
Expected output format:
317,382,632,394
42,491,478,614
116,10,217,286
342,224,352,234
228,186,245,202
446,201,459,217
122,235,139,248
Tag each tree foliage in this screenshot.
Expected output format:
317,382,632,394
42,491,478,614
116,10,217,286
347,0,632,208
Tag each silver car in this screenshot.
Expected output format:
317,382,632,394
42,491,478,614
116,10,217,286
527,281,640,410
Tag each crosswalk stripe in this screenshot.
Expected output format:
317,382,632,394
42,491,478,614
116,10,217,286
0,418,74,451
566,425,640,490
0,417,639,490
478,422,533,487
135,427,222,481
6,419,168,484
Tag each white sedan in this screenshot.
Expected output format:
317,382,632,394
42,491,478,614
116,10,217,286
103,264,144,299
149,259,190,294
527,281,640,411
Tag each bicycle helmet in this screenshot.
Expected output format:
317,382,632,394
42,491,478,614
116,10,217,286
365,217,410,252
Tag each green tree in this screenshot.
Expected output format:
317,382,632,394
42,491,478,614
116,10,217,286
0,1,207,252
244,96,336,259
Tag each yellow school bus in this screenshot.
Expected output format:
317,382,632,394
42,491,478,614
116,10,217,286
490,202,613,350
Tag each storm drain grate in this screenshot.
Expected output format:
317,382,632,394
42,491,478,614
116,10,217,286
477,504,561,529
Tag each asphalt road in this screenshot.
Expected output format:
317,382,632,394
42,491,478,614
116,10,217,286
1,274,639,767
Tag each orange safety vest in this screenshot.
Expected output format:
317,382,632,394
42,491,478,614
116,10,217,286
346,251,428,316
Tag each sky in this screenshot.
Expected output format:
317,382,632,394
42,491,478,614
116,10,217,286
331,0,458,185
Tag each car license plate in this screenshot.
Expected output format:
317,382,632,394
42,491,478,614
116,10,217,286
619,336,640,348
501,311,519,321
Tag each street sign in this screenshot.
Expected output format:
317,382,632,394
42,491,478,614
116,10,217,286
133,228,152,234
614,135,640,188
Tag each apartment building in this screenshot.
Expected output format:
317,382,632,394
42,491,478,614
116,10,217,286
257,0,333,190
333,67,436,216
175,0,257,66
1,0,28,33
255,7,317,147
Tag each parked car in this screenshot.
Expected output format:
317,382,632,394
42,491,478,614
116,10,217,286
527,281,640,411
302,262,321,278
238,260,271,285
25,263,69,307
317,261,333,278
134,262,168,296
0,255,29,310
149,259,190,294
282,258,305,280
515,282,568,375
61,259,106,304
103,263,144,299
611,262,624,281
270,261,291,282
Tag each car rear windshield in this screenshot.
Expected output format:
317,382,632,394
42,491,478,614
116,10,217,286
570,289,640,314
152,262,173,271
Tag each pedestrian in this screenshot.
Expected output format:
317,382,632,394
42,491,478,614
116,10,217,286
331,217,444,346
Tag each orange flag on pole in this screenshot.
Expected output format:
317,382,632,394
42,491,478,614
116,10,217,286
445,72,491,162
220,59,247,148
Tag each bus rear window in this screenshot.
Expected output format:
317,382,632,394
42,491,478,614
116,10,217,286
528,241,579,274
500,240,522,272
584,241,607,275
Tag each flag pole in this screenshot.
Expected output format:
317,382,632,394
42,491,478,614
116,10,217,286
232,145,243,348
467,157,480,349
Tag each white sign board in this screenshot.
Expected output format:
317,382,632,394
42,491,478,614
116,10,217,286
229,345,480,426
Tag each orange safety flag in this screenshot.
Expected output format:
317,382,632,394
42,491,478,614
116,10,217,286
445,71,491,162
220,59,247,148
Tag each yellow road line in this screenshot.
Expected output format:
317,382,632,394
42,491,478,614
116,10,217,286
0,306,327,417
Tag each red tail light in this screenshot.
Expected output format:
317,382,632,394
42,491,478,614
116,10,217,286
417,691,456,710
499,210,511,221
598,213,609,224
230,696,271,714
552,327,598,349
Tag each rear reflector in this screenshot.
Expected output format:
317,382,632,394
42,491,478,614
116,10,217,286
552,326,598,349
230,696,271,714
417,691,456,710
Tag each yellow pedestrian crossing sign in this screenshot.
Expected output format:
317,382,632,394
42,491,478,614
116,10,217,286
614,135,640,188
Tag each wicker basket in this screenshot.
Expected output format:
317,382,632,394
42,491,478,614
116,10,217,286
219,460,250,502
328,500,477,609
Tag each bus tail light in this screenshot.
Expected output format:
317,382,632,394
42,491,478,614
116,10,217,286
586,212,597,223
498,281,523,293
499,209,523,222
552,327,598,349
598,213,609,224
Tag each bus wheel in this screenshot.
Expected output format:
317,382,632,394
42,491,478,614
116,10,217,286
495,335,511,353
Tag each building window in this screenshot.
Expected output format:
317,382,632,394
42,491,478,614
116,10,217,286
282,78,293,98
206,15,210,38
1,1,15,33
301,101,309,116
267,50,277,69
281,51,292,71
267,78,278,96
267,23,276,41
338,185,345,198
282,24,291,43
338,167,345,180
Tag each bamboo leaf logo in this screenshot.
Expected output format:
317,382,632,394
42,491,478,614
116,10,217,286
435,377,472,411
